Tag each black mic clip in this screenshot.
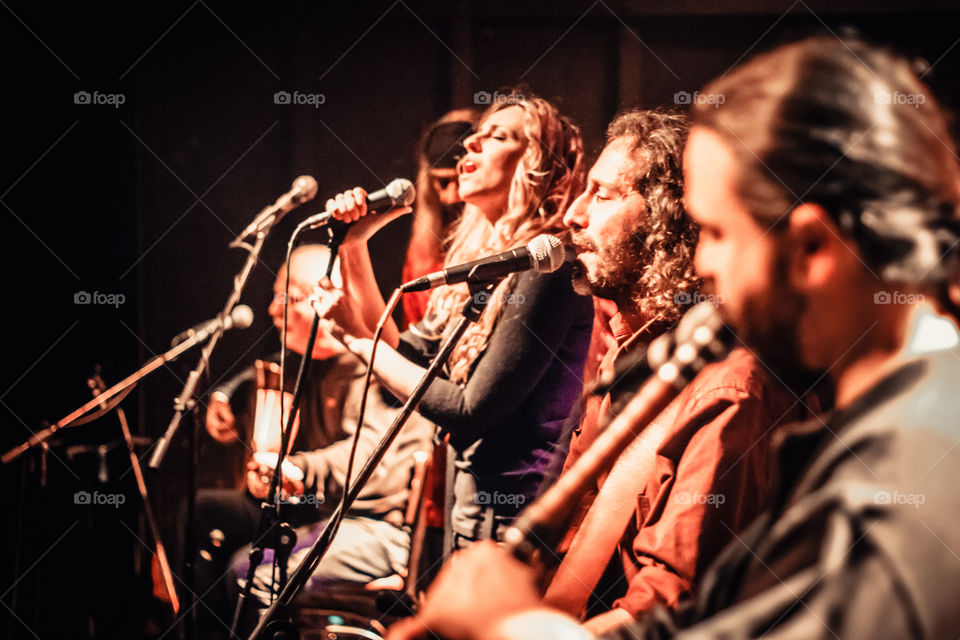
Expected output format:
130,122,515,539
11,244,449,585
461,278,501,323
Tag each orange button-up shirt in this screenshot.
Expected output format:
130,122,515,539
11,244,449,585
559,314,820,618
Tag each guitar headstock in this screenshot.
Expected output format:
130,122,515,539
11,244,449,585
649,302,733,389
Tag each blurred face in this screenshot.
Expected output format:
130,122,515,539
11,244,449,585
684,127,819,388
268,264,344,360
458,106,528,222
564,137,651,309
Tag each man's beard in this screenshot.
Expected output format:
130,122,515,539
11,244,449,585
570,229,651,311
727,255,826,395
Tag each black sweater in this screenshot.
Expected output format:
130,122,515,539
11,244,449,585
398,262,593,528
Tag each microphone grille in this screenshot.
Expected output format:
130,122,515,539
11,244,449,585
292,175,319,204
527,235,565,273
230,304,255,330
386,178,416,206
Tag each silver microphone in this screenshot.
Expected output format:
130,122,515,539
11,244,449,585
237,175,319,239
401,235,565,292
301,178,415,228
170,304,254,347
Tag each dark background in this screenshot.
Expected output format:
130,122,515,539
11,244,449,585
2,1,959,638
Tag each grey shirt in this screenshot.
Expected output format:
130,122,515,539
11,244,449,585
215,351,434,516
599,346,960,639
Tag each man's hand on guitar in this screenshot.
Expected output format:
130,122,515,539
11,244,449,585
246,459,306,501
205,395,238,443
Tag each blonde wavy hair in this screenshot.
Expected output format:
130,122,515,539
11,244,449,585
415,92,585,384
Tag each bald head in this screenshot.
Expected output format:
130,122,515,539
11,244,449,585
284,244,337,290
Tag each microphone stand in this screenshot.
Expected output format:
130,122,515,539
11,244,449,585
90,368,181,614
149,231,268,469
1,316,243,465
230,220,349,640
149,217,276,639
0,314,250,640
152,177,318,470
247,279,499,640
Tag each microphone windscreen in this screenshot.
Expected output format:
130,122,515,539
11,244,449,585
528,235,566,273
292,175,319,204
385,178,416,207
230,304,255,330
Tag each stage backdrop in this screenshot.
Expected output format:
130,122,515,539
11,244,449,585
2,1,959,637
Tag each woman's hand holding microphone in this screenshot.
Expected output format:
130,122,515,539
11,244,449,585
309,186,412,360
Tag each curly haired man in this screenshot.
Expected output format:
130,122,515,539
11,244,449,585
544,109,822,634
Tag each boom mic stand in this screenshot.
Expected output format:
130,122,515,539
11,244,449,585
0,311,252,640
150,191,306,639
247,278,499,640
1,314,245,465
149,230,268,470
150,173,318,468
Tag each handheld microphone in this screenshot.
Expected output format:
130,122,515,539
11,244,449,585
401,234,565,292
170,304,254,347
236,176,319,240
300,178,416,229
